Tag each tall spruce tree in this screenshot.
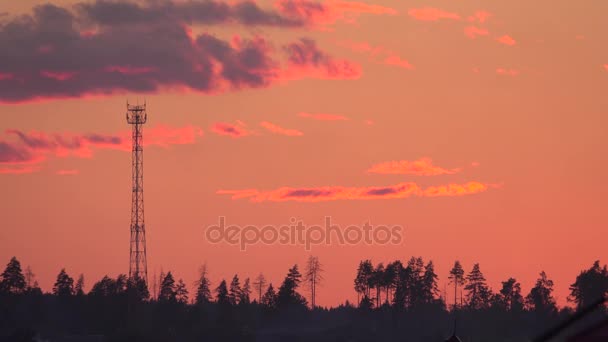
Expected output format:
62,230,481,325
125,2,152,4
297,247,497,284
0,257,26,294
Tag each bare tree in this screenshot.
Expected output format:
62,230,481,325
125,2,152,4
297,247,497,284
253,273,267,303
304,255,324,308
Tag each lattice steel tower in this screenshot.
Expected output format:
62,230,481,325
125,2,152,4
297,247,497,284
127,102,148,284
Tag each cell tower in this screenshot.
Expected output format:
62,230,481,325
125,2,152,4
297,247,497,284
127,102,148,284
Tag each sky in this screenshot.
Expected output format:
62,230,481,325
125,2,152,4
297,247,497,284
0,0,607,307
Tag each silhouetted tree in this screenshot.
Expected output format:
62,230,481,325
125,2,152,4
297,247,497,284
422,260,440,304
253,273,267,303
215,279,230,306
262,283,277,309
495,277,524,311
24,265,35,289
228,274,242,305
568,260,608,309
464,263,492,309
304,255,323,308
526,271,557,313
195,264,212,305
372,263,385,307
240,277,251,305
277,264,307,308
0,257,26,294
354,260,373,305
159,271,177,302
176,278,189,304
448,261,465,310
383,261,397,304
127,276,150,301
53,268,74,296
74,274,85,296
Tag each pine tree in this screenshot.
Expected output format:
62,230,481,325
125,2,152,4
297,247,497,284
215,279,230,306
253,273,267,303
176,279,189,304
195,264,212,305
277,264,307,308
422,260,439,304
53,268,74,296
0,257,26,294
568,260,608,309
228,274,242,305
464,263,492,309
526,271,557,313
127,276,150,301
304,255,323,308
240,278,251,305
261,283,277,309
75,274,85,296
159,271,177,302
496,277,524,311
448,261,465,310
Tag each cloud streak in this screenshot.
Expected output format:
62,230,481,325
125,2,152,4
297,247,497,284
0,125,203,173
299,112,349,121
282,38,361,79
218,181,494,202
408,8,460,21
367,158,460,176
211,122,251,138
260,122,303,136
276,0,397,27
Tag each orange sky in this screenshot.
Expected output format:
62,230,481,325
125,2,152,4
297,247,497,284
1,0,607,307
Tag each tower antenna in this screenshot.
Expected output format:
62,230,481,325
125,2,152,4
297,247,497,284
126,102,148,285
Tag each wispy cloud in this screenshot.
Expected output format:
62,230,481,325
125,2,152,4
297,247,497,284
218,181,495,202
467,11,492,24
339,41,413,70
408,7,460,21
464,26,489,39
282,38,362,80
0,125,203,174
497,35,516,46
56,169,79,176
496,68,519,76
367,158,460,176
260,122,303,136
298,112,349,121
276,0,397,27
211,122,251,138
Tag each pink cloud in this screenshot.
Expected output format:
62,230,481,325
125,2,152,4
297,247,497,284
260,122,303,136
497,35,516,46
0,125,204,174
467,11,492,23
40,71,77,81
218,181,494,203
105,66,157,75
367,158,460,176
276,0,397,27
56,169,79,176
496,68,520,76
383,55,413,70
339,41,413,70
282,38,362,80
211,122,251,138
603,64,608,71
408,7,460,21
464,26,489,39
299,113,349,121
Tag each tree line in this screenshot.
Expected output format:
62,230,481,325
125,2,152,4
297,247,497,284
0,255,606,341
